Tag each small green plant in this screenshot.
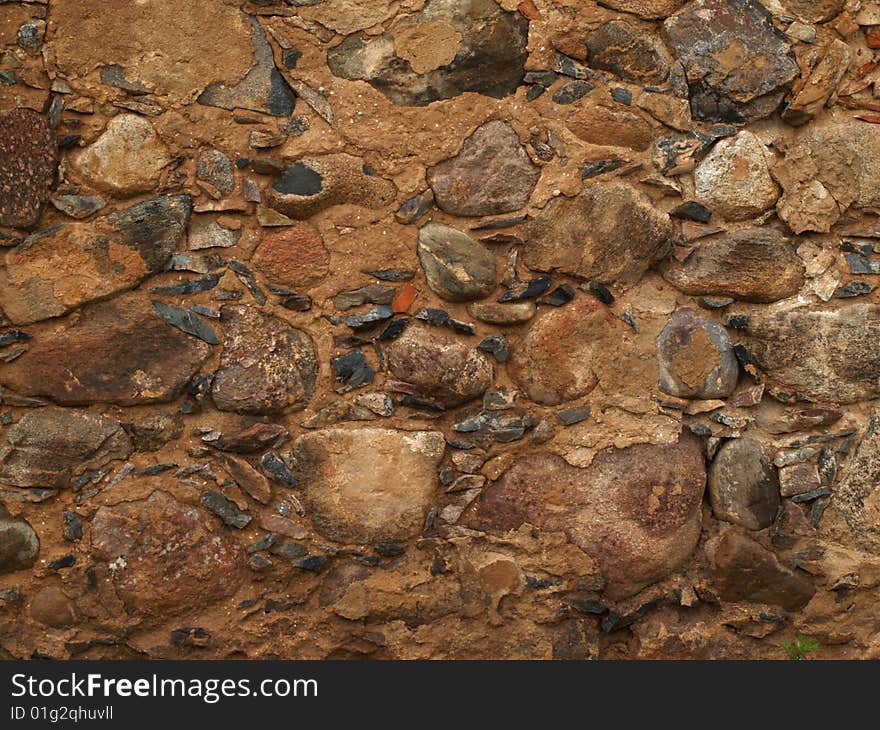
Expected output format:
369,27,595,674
780,634,819,660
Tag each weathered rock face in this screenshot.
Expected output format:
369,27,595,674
252,224,329,290
657,308,738,399
326,0,528,105
586,20,673,83
471,432,706,598
90,490,244,614
211,305,317,414
707,530,814,611
0,195,191,324
662,229,804,303
782,38,851,126
70,115,171,197
0,293,211,405
524,183,673,287
598,0,686,18
0,408,131,488
663,0,799,122
709,438,780,530
296,428,445,543
693,132,779,220
426,121,538,217
0,109,56,229
417,223,497,302
738,304,880,404
773,123,880,233
384,325,494,406
0,506,39,575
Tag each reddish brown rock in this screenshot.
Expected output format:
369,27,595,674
586,20,673,83
0,195,191,325
707,530,814,611
523,182,673,287
0,408,132,489
384,325,494,407
29,586,77,628
662,229,804,303
221,454,272,504
211,305,317,414
0,108,56,229
252,224,329,290
0,505,39,575
426,121,539,217
566,104,655,151
471,431,706,598
296,428,445,544
90,490,244,614
0,293,211,405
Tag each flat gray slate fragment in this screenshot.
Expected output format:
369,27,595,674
152,300,219,345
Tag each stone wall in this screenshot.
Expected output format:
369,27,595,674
1,0,879,659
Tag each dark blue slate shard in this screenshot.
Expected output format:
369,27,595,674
150,273,221,295
152,301,219,345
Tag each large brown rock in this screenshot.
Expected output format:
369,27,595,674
662,229,804,303
252,224,329,290
0,195,191,325
510,298,617,406
0,293,212,406
471,432,707,598
709,437,780,530
523,182,673,287
296,428,445,543
597,0,686,18
586,20,673,83
426,121,539,217
832,409,880,554
90,490,244,614
0,505,39,575
737,303,880,404
707,530,814,611
211,305,318,414
417,223,497,302
0,408,132,489
0,109,56,229
384,325,494,407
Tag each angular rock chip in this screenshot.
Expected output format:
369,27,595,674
0,408,132,489
0,195,191,325
211,305,317,414
0,505,39,574
264,155,395,220
707,530,814,611
0,108,56,229
90,490,244,614
782,39,850,126
197,15,295,116
417,222,497,302
252,223,329,290
709,437,779,530
657,308,737,399
69,114,171,197
426,121,539,217
663,0,799,122
586,20,673,83
510,298,619,406
296,428,445,543
773,123,880,233
833,409,880,553
471,431,706,599
694,131,779,221
326,0,528,106
0,293,211,405
384,325,494,407
738,303,880,404
524,182,673,287
662,228,804,303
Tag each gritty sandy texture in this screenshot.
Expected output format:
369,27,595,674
2,0,880,661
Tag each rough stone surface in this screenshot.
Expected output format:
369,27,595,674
91,491,244,614
0,293,211,405
426,122,538,217
417,223,497,302
657,308,738,399
384,325,494,406
587,20,673,83
0,109,56,229
252,224,329,290
709,437,780,530
694,132,779,221
471,432,706,598
70,115,171,197
598,0,686,18
0,195,191,324
0,408,131,488
662,228,804,303
524,183,674,287
296,428,445,543
211,305,317,414
0,506,39,575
